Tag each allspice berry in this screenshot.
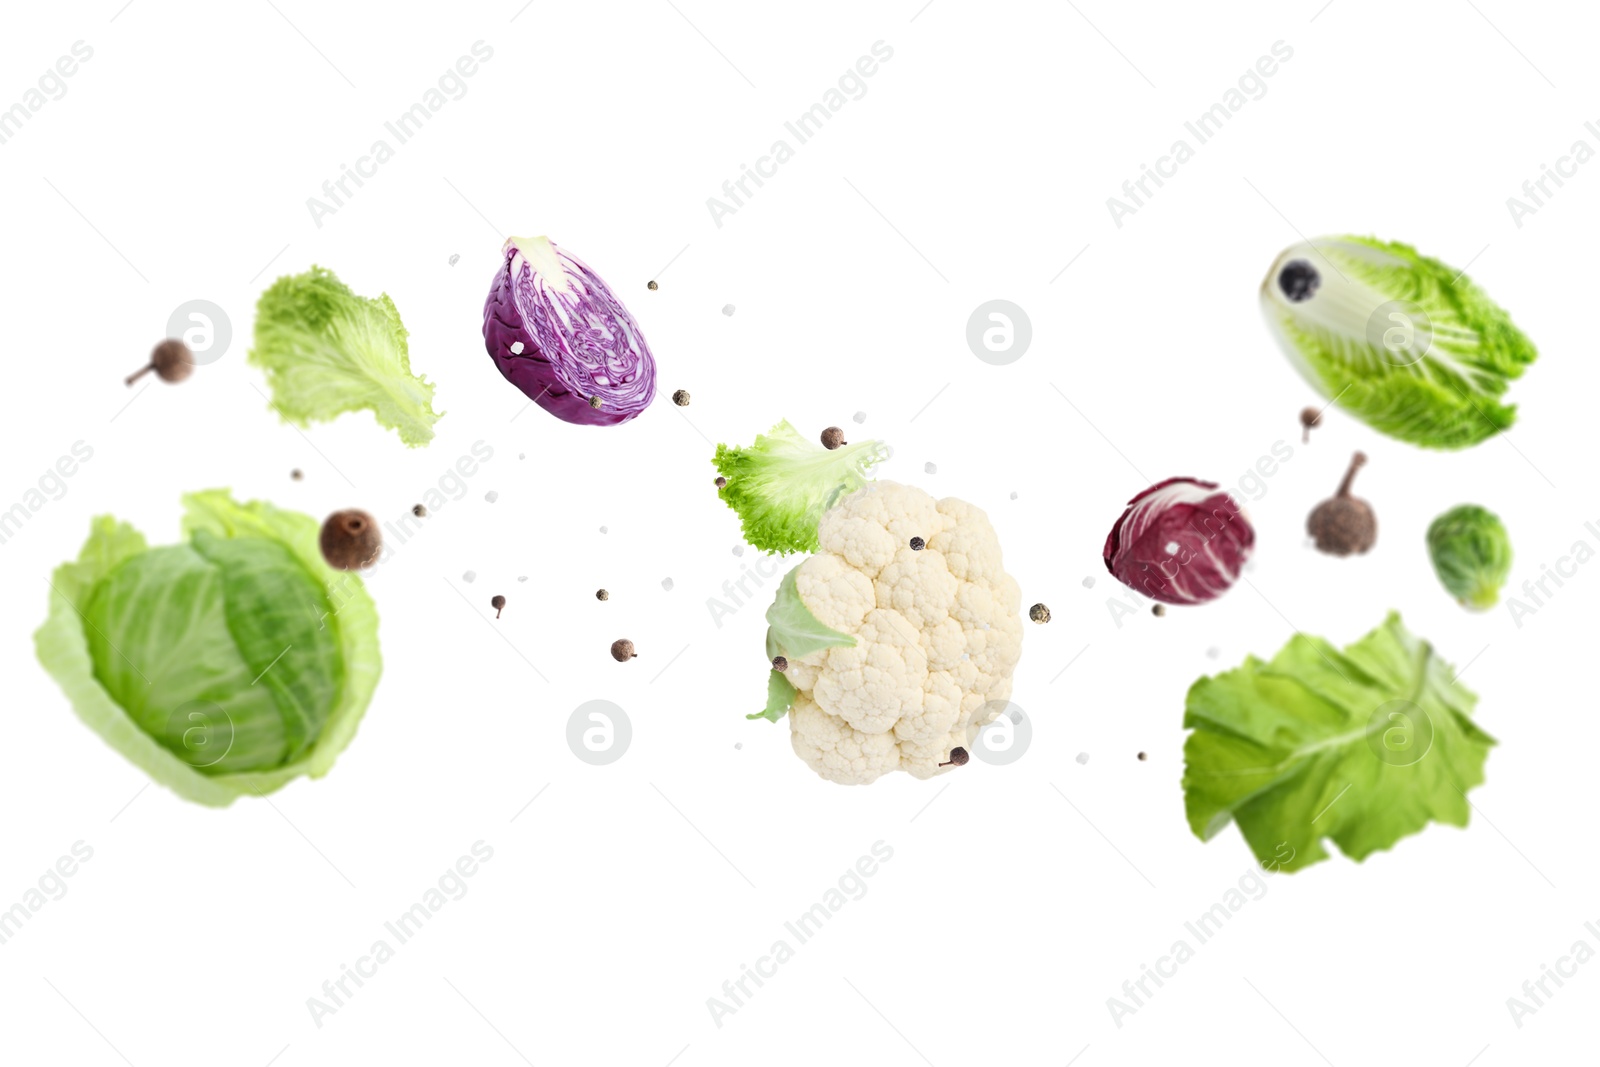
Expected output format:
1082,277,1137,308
714,476,727,489
672,389,691,406
821,426,846,449
319,509,381,570
939,747,970,768
1029,603,1051,624
126,339,194,386
596,588,610,601
1300,405,1323,444
610,638,637,662
772,655,788,673
491,595,506,618
1308,451,1377,556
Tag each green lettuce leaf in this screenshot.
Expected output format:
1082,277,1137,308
250,266,441,447
34,491,382,806
713,420,888,554
764,565,856,662
1260,237,1537,449
749,670,797,723
1182,612,1494,873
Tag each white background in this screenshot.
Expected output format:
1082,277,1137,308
0,1,1593,1064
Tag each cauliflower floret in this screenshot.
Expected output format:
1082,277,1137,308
874,546,958,630
790,694,901,785
824,482,946,547
792,553,876,633
812,608,927,734
779,481,1026,785
931,497,1005,582
816,514,898,577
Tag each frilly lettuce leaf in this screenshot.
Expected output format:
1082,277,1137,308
1183,612,1494,873
714,420,888,554
250,266,441,447
34,491,381,807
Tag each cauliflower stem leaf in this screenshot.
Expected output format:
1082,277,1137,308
750,669,797,723
764,565,856,661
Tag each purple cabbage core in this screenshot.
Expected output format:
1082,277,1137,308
1103,477,1254,605
482,237,656,426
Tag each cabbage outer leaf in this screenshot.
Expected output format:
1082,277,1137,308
1183,613,1494,873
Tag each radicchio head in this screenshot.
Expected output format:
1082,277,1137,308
1103,477,1254,605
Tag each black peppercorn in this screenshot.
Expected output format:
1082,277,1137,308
909,536,925,551
319,510,382,571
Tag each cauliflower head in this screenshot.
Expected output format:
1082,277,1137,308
776,482,1023,784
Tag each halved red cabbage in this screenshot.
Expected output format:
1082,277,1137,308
1103,478,1253,605
483,236,656,426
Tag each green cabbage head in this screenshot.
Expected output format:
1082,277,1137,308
34,490,381,806
1426,504,1512,610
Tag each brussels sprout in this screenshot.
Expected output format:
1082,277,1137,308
1426,505,1512,610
